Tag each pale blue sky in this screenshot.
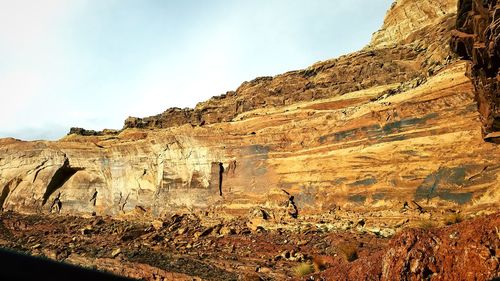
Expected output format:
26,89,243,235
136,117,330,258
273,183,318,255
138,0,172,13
0,0,393,140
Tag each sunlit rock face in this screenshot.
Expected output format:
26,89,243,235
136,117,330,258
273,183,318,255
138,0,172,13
0,0,498,219
369,0,457,48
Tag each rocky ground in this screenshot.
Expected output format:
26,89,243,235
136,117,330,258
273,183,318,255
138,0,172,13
0,210,498,280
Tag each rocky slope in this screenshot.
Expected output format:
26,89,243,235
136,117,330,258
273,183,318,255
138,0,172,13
1,209,498,280
0,210,497,280
313,212,499,281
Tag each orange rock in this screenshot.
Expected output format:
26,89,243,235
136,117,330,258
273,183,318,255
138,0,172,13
0,0,498,226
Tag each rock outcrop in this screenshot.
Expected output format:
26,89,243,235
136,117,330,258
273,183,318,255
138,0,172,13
121,1,459,131
67,128,119,137
381,213,499,280
451,0,500,142
313,212,500,281
1,1,499,280
370,0,457,48
0,0,498,223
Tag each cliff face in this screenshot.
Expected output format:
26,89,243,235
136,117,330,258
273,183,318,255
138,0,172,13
0,0,498,221
123,0,459,130
369,0,457,48
451,0,500,142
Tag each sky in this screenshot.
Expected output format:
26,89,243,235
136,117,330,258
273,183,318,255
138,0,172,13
0,0,393,141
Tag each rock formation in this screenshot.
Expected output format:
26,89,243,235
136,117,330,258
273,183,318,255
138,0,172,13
312,212,500,280
1,0,499,280
121,1,458,130
451,0,500,142
0,0,498,221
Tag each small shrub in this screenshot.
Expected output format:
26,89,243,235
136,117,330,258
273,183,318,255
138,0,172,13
312,256,334,272
337,242,358,262
418,220,436,230
444,213,463,225
293,262,314,277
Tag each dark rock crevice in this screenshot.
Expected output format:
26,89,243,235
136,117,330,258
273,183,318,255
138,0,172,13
90,190,98,206
209,162,225,196
0,178,22,210
218,163,224,196
30,159,48,183
0,185,10,211
41,159,82,206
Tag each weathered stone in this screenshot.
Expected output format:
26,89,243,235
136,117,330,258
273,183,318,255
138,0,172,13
247,218,265,232
356,219,365,228
151,220,164,230
81,225,92,235
297,240,308,247
257,267,272,274
451,0,500,142
219,226,235,236
111,248,121,258
381,213,500,281
0,0,497,233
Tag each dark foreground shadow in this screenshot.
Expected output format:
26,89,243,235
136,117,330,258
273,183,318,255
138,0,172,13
0,248,135,281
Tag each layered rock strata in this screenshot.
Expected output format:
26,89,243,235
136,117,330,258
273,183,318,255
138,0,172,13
122,0,458,130
0,0,498,222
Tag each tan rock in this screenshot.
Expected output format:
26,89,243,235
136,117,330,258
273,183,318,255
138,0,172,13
257,267,272,274
177,228,187,235
247,218,265,232
370,0,456,48
111,248,121,258
219,226,235,236
0,0,497,227
151,220,164,230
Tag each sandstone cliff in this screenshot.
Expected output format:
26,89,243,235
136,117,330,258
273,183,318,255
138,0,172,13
0,0,498,224
451,0,500,142
122,0,459,130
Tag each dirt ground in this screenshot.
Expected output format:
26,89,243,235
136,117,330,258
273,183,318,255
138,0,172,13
0,211,498,280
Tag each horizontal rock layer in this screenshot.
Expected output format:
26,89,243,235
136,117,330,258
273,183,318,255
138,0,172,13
1,62,498,218
369,0,457,48
121,0,458,131
0,0,498,220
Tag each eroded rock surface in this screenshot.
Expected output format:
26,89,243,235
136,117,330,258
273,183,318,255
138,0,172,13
0,0,499,280
2,60,498,220
312,212,499,281
451,0,500,142
370,0,457,48
1,0,498,221
120,0,458,130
